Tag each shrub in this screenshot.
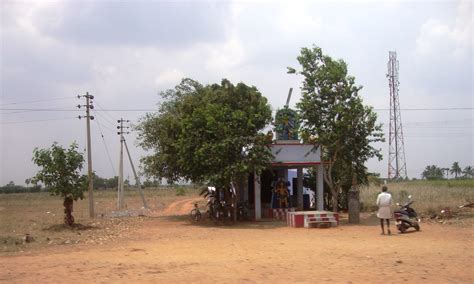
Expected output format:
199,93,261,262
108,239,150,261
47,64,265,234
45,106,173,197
176,187,186,196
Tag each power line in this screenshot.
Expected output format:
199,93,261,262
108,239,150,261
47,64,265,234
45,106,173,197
2,107,472,112
0,96,76,106
373,107,474,111
94,119,117,176
92,109,117,132
0,108,81,112
0,117,77,125
94,101,121,124
403,119,474,125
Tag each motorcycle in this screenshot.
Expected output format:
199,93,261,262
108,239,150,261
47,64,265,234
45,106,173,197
237,201,249,221
394,195,421,233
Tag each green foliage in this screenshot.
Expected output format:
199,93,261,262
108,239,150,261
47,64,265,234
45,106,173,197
31,142,87,201
367,173,382,186
143,178,161,188
463,166,474,178
421,165,444,180
0,181,42,194
176,187,186,196
136,78,273,188
290,45,384,210
397,190,409,202
450,162,462,179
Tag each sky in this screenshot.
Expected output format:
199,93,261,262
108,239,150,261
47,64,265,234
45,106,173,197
0,0,472,186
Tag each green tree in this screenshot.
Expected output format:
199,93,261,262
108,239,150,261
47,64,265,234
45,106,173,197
137,78,273,219
462,166,473,178
31,142,86,225
106,176,119,188
421,165,443,180
441,168,450,179
92,172,107,189
289,45,384,212
450,162,462,179
25,178,31,188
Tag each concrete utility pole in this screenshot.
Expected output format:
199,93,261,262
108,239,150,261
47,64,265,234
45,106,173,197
117,118,129,209
77,93,95,218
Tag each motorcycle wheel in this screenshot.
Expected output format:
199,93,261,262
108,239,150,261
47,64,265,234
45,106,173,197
190,209,201,222
397,224,406,233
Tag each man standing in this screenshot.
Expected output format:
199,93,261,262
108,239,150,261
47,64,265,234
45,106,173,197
376,186,392,235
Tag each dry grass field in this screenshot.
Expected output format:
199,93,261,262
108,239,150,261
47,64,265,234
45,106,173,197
1,183,473,283
0,187,204,253
361,181,474,219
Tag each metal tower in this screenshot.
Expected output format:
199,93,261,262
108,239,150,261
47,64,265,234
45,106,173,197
387,51,408,180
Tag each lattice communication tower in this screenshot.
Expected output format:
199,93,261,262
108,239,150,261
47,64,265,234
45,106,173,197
387,51,407,180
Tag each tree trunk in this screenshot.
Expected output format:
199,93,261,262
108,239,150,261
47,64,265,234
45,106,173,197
232,182,238,223
331,187,338,212
348,186,360,223
348,173,360,223
63,197,75,226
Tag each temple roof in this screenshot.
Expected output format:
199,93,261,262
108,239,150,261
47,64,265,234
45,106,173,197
268,143,321,167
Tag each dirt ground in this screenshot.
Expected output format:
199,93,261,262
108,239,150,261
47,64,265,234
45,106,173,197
1,197,473,283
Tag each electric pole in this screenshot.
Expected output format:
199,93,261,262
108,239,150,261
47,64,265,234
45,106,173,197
77,93,95,218
117,118,129,209
387,51,408,181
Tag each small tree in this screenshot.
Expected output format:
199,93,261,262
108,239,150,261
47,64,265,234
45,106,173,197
32,142,86,225
450,162,462,179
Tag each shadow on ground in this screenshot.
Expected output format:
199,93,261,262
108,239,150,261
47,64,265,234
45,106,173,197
43,223,98,232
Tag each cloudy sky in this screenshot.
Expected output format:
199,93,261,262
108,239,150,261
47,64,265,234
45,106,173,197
1,0,472,185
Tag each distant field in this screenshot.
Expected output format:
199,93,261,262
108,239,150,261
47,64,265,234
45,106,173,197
360,180,474,217
0,186,202,253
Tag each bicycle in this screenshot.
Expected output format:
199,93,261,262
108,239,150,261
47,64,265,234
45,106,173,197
190,203,202,222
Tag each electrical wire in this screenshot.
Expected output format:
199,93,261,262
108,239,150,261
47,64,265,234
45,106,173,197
1,107,473,113
94,118,117,176
93,110,117,129
0,96,76,106
0,108,81,112
0,117,77,125
94,101,121,124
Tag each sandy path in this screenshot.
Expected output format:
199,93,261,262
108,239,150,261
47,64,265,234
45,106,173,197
160,197,202,216
1,211,473,283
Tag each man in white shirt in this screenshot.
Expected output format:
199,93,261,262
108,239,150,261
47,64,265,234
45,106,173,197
376,186,392,235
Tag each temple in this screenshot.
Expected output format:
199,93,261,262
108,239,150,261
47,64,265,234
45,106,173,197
238,99,325,221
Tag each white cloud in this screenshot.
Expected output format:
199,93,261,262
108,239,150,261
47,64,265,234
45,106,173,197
416,0,472,60
204,37,246,72
155,69,185,87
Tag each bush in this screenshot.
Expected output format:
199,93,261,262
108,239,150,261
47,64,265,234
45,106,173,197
176,187,186,196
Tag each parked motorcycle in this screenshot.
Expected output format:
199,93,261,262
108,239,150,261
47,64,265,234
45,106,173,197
237,201,249,221
394,195,421,233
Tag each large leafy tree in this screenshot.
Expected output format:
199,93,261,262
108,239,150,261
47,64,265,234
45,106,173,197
289,46,384,212
137,78,273,206
421,165,443,180
450,162,462,179
32,142,86,225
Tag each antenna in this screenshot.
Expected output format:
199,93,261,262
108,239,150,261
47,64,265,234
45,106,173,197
285,88,293,107
387,51,408,180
